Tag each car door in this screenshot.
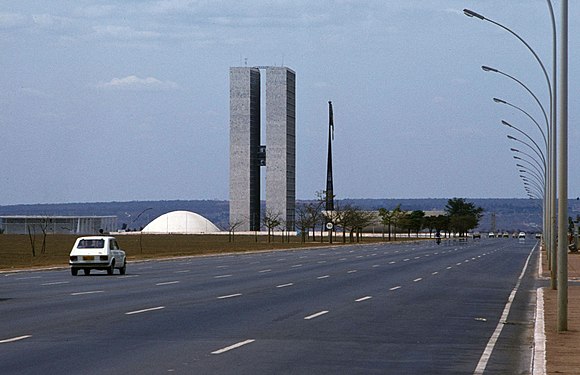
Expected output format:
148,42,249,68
109,238,123,265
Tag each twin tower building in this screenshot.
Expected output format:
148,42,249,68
229,67,296,231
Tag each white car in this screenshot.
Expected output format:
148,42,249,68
69,236,127,276
518,232,526,239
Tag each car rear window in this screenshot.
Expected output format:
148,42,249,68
77,239,105,249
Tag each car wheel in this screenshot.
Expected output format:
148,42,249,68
84,268,91,276
119,260,126,275
71,268,78,276
107,261,115,275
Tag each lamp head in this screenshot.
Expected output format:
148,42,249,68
501,120,511,127
481,65,499,73
507,135,517,140
463,9,485,20
493,97,507,104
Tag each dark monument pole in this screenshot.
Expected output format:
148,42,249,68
325,101,334,211
325,101,335,243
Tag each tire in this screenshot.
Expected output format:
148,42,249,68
119,260,126,275
84,268,91,276
107,260,115,275
71,268,78,276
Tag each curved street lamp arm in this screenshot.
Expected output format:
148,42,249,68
484,67,550,131
508,135,546,167
466,9,552,101
511,149,546,174
494,98,548,148
516,160,545,180
503,120,546,164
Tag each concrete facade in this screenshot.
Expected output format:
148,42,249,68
229,66,296,231
229,67,261,231
266,67,296,230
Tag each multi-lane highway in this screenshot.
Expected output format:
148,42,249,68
0,238,538,374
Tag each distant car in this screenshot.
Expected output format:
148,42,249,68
472,232,481,239
488,232,495,238
502,232,510,238
69,236,127,276
535,233,542,239
518,232,526,239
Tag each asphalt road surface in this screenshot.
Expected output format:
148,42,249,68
0,238,538,374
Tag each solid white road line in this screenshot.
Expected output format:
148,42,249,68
0,335,32,344
156,281,180,286
70,290,104,296
125,306,165,315
217,293,242,299
304,311,329,320
355,296,372,302
473,243,536,375
211,339,255,355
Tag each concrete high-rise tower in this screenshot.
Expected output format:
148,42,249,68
229,67,261,231
229,66,296,231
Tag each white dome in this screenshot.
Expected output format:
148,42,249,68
142,211,220,234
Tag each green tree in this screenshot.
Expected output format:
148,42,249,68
407,210,425,237
378,205,401,241
444,198,483,237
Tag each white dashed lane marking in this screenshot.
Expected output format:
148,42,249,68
125,306,165,315
156,281,180,286
304,311,329,320
71,290,104,296
0,335,32,344
217,294,242,299
211,339,255,355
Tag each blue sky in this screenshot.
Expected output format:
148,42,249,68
0,1,578,204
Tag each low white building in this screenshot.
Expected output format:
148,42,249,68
141,211,220,234
0,215,117,235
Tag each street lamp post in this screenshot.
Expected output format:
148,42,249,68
557,0,568,332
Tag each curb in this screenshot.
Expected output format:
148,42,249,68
533,287,547,375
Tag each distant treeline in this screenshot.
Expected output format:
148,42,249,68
0,197,572,232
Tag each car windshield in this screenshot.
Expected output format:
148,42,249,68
77,239,105,249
